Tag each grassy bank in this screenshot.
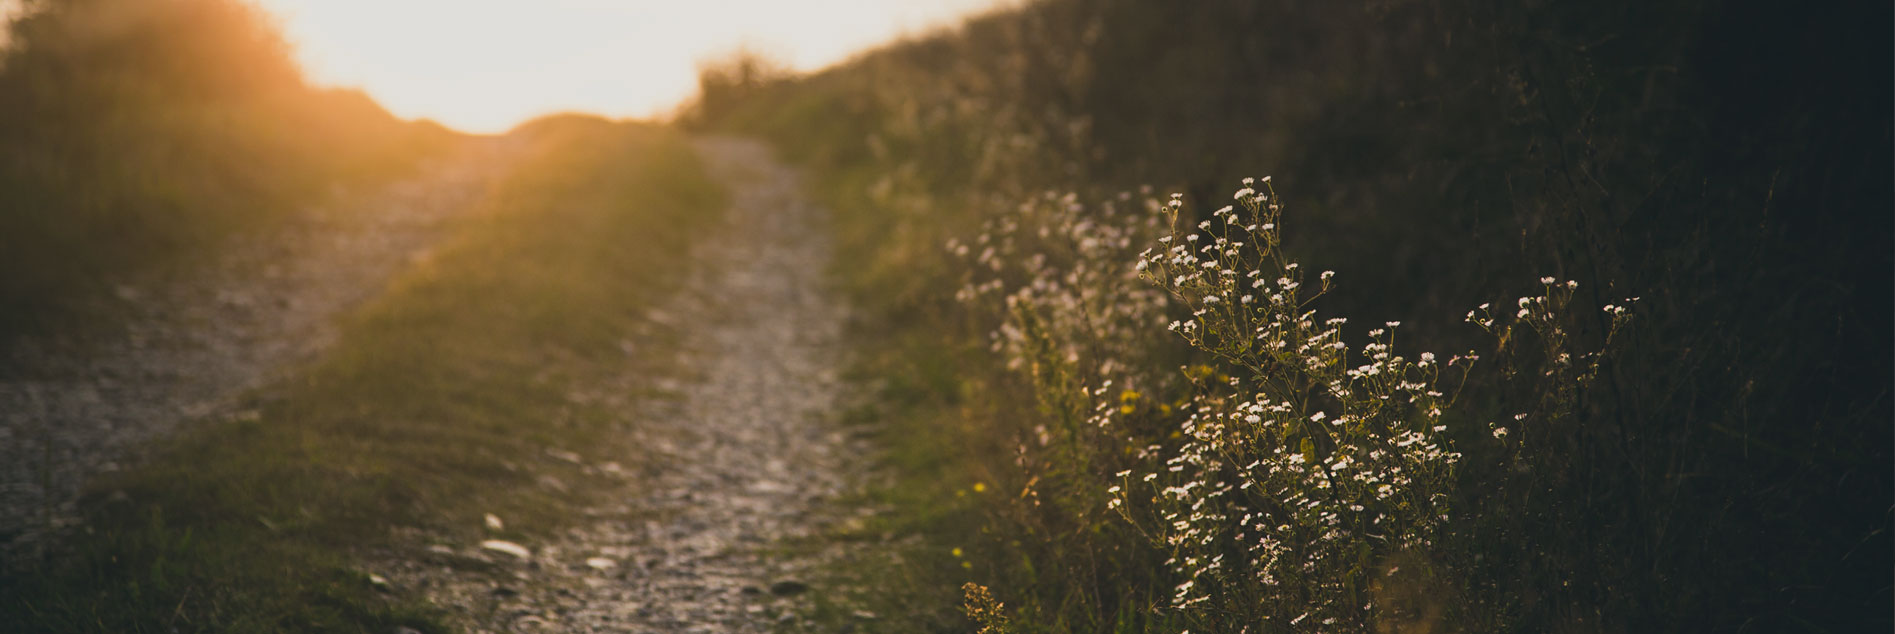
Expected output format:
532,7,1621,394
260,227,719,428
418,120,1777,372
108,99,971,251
0,0,460,337
697,0,1891,630
0,117,725,632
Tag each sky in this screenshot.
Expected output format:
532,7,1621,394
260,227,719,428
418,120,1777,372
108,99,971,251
248,0,1008,133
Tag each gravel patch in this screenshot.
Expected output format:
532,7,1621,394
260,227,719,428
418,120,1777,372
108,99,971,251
376,138,871,633
0,138,523,568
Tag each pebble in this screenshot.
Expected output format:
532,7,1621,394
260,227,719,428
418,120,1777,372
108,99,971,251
480,540,532,560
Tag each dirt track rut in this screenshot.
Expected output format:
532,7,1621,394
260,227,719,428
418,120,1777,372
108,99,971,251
0,139,520,566
381,138,872,633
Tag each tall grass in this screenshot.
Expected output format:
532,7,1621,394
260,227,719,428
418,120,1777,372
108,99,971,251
694,0,1891,630
0,0,459,336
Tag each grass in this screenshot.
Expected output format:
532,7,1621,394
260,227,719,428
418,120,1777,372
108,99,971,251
693,0,1891,630
0,0,460,338
0,116,726,632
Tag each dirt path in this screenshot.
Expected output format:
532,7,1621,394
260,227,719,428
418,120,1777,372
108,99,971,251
0,138,522,566
381,138,871,633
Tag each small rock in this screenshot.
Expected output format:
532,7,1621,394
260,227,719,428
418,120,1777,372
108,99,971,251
545,448,583,464
485,513,505,531
749,479,791,494
481,539,531,559
585,557,618,571
768,580,809,596
393,627,423,634
367,573,391,590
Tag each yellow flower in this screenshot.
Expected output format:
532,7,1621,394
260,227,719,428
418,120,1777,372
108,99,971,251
952,547,964,558
972,482,987,493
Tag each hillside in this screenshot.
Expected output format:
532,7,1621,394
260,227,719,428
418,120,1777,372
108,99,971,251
697,0,1893,630
0,0,1886,631
0,0,458,336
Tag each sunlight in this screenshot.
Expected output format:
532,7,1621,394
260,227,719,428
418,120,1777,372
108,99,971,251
250,0,1007,133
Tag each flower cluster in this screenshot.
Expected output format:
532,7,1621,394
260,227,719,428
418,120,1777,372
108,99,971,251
1108,180,1472,628
949,189,1174,399
943,176,1637,632
1467,275,1637,445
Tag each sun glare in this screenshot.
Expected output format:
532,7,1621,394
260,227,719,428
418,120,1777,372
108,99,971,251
250,0,1007,134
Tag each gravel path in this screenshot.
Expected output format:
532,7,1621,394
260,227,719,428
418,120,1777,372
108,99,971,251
0,138,522,567
381,138,871,633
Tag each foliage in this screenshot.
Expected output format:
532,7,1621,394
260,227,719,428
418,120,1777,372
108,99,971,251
694,0,1891,631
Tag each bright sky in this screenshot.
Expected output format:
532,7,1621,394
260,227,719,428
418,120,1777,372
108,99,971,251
250,0,1007,133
